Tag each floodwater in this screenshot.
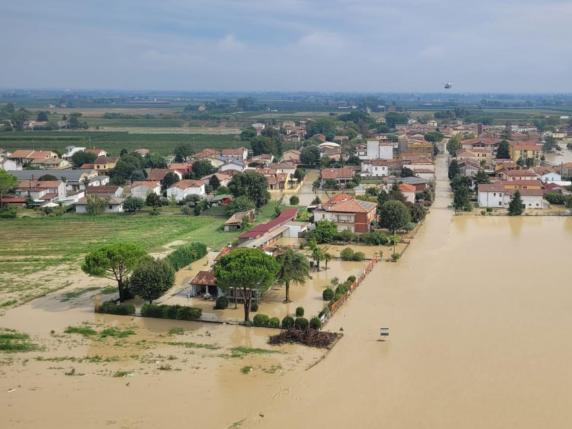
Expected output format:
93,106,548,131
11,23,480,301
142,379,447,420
3,154,572,428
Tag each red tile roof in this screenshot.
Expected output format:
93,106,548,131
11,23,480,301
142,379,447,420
320,167,355,180
399,183,416,193
239,208,298,240
191,271,217,286
169,180,204,189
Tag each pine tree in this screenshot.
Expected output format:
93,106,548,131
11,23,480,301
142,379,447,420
508,191,524,216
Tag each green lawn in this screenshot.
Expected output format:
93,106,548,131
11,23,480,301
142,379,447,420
0,131,243,156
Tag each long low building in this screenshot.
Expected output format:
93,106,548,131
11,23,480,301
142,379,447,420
478,184,547,209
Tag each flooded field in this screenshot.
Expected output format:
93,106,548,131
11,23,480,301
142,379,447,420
3,155,572,428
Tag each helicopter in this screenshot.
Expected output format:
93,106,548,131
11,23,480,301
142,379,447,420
444,82,453,90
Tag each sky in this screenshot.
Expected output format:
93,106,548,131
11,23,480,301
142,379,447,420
1,0,571,92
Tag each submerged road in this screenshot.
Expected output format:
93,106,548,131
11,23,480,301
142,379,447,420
246,154,572,429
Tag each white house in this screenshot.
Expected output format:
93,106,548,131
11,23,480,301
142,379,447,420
221,147,248,163
540,172,572,187
478,184,547,209
75,196,124,214
219,160,246,173
0,158,21,171
167,180,206,202
361,160,389,177
363,140,393,160
130,181,161,200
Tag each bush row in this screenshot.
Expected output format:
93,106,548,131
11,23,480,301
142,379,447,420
96,301,136,315
340,247,365,261
165,242,207,271
141,304,202,321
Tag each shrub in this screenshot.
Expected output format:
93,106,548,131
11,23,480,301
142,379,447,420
347,275,356,283
165,242,208,271
295,306,305,317
545,192,565,205
253,314,270,327
294,317,309,331
309,317,322,330
250,302,259,312
214,296,229,310
281,316,295,329
359,231,389,245
335,229,355,243
340,247,355,261
141,303,201,321
289,195,299,206
391,253,401,262
0,207,17,218
352,251,365,261
268,317,280,328
176,306,202,321
96,301,135,315
335,284,349,295
322,288,334,301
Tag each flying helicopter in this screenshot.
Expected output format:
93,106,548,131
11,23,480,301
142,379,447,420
444,82,453,90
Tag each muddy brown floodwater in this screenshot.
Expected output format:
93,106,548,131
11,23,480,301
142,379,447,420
3,154,572,429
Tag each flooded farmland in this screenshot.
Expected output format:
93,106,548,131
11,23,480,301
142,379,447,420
3,155,572,429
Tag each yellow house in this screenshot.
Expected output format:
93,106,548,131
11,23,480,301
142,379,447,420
509,141,541,162
94,156,118,171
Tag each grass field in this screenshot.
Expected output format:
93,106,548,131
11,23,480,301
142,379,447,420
0,202,281,308
0,131,244,155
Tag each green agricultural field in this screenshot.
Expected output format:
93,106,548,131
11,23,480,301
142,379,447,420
0,131,244,155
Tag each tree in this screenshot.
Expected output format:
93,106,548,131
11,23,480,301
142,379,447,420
86,195,107,215
448,159,460,179
225,195,256,216
174,143,193,162
213,248,280,323
508,191,524,216
401,166,415,177
276,249,311,302
543,135,558,153
290,195,299,206
0,169,17,207
311,220,337,243
143,153,168,169
228,172,269,208
161,172,180,190
71,151,97,168
300,145,321,167
309,241,325,272
36,111,49,122
146,193,162,207
446,135,462,157
111,154,144,183
123,196,144,213
68,113,88,129
424,131,444,143
388,183,407,203
379,200,411,234
209,174,220,190
453,183,471,211
240,127,257,141
496,140,510,159
384,112,409,128
129,259,175,303
38,174,58,181
191,159,215,178
81,243,148,302
474,169,490,184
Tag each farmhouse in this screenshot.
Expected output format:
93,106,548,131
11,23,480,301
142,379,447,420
320,167,355,186
75,196,125,214
166,180,206,201
130,181,161,199
478,184,546,209
313,193,377,233
221,147,248,163
361,160,390,177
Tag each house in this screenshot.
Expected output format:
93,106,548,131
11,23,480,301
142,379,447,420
168,162,193,175
390,176,431,192
459,160,482,177
221,147,248,163
282,149,301,163
361,140,393,160
270,162,297,176
258,169,289,191
201,172,232,188
361,160,390,177
14,180,66,203
313,193,377,233
239,208,298,245
194,148,220,159
219,160,246,173
8,150,59,166
320,167,355,186
189,271,220,298
130,181,161,200
86,185,124,198
87,175,110,187
62,146,86,159
509,141,541,162
499,169,538,182
9,169,98,191
318,142,341,160
93,156,118,172
224,209,255,231
399,183,416,204
248,154,274,168
166,180,206,202
85,147,108,157
478,184,546,209
75,196,124,214
30,157,71,170
539,172,571,187
147,168,183,182
0,157,21,171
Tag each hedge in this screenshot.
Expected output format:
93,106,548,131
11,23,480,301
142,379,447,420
310,317,322,330
294,317,309,330
268,317,280,328
141,304,202,321
96,301,135,315
165,242,208,271
281,316,295,329
253,314,270,327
